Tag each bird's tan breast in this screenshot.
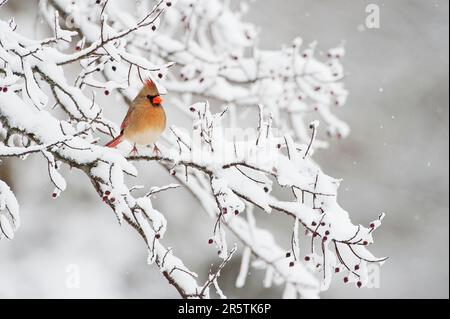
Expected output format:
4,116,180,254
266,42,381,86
123,106,166,145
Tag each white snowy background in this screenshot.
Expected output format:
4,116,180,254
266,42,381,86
0,0,448,298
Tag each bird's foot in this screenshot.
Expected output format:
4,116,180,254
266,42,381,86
129,145,139,157
153,143,162,156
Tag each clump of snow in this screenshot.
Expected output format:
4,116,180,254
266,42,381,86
0,180,20,241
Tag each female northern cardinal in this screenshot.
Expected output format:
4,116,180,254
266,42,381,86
106,79,166,154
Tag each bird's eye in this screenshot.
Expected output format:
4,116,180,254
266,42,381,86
147,95,152,100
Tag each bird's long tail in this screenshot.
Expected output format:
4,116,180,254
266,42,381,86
105,135,123,148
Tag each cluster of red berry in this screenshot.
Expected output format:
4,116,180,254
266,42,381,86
102,190,116,203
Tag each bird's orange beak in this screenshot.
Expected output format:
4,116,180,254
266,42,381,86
153,96,162,104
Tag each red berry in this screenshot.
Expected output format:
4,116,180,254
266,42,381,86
155,234,161,239
166,1,172,6
110,198,115,203
208,239,213,244
357,281,362,288
370,223,375,228
2,87,7,92
104,190,111,196
312,222,317,227
321,222,326,226
234,210,239,215
277,144,282,149
363,241,369,245
263,187,269,193
304,256,310,261
325,230,330,236
102,196,108,202
104,90,110,95
289,262,295,267
222,208,228,215
189,107,195,112
52,193,57,198
355,265,360,271
152,25,156,31
158,73,163,79
286,252,291,258
335,267,340,273
322,236,328,242
344,277,349,283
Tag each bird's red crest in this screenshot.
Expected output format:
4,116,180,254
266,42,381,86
145,79,155,89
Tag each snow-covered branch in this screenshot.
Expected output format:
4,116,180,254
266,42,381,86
127,102,387,294
0,0,386,298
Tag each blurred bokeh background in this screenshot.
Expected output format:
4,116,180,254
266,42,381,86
0,0,448,298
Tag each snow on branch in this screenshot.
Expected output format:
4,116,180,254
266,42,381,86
128,103,387,294
0,0,386,298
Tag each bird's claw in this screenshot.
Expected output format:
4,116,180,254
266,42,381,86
129,145,139,157
153,144,161,156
